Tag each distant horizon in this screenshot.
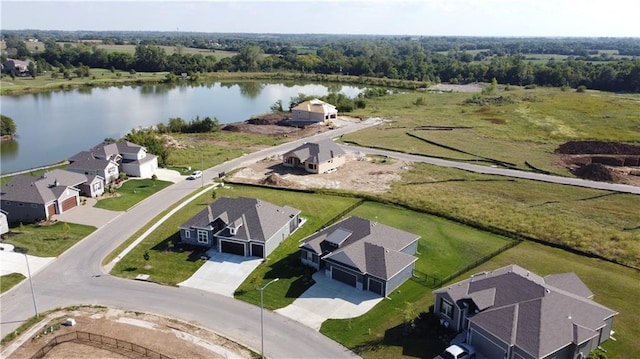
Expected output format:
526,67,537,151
1,1,639,38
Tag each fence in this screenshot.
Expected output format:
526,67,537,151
412,239,523,289
30,331,173,359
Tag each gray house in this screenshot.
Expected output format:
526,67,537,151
69,141,158,181
178,197,301,258
282,140,346,174
433,265,618,359
68,151,120,184
1,171,80,224
299,216,420,297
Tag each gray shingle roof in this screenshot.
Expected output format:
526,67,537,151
1,170,85,205
283,140,345,164
180,197,300,243
300,216,420,280
434,264,618,358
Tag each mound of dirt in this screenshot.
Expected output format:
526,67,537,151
261,173,295,187
574,163,618,182
556,141,640,155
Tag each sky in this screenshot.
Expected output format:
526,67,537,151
1,0,639,37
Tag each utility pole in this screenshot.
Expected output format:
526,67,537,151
24,253,38,318
259,278,279,359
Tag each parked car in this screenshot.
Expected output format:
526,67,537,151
187,171,203,180
436,344,475,359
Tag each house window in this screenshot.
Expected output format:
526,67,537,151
307,163,317,170
440,298,454,318
197,230,208,244
184,231,191,238
93,182,102,191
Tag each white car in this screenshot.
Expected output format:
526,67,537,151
438,344,476,359
187,171,203,180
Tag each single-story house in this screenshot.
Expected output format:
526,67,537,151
68,151,120,184
178,197,301,258
0,171,81,224
299,216,420,297
433,264,618,359
291,99,338,124
93,141,158,178
0,210,9,236
282,140,346,174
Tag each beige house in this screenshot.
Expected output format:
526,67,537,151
282,140,346,174
291,99,338,123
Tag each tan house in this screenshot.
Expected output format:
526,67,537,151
291,99,338,123
282,140,346,174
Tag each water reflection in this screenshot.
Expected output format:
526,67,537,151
0,139,19,159
0,81,364,174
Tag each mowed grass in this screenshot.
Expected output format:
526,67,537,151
347,202,512,278
94,178,173,211
320,202,511,355
344,87,640,174
111,184,360,289
3,222,96,257
385,163,640,268
0,273,27,294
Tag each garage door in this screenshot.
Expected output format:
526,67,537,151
47,203,56,216
60,197,77,212
332,267,357,287
221,241,245,256
368,278,384,296
251,243,264,258
470,328,507,359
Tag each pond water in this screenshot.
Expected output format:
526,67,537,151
0,82,363,174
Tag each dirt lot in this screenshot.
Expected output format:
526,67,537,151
5,306,252,359
230,150,411,194
556,141,640,186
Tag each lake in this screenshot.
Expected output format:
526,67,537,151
0,82,363,174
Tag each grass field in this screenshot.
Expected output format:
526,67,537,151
94,178,173,211
3,222,95,257
0,273,26,294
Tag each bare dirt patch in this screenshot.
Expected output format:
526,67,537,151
230,151,411,194
426,83,486,93
6,306,252,359
556,141,640,186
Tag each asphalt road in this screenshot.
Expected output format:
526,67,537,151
344,145,640,195
0,123,377,359
2,119,637,358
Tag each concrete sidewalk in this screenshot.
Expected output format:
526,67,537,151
275,272,383,330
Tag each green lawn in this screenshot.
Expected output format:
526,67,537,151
94,178,173,211
0,273,26,294
3,222,96,257
323,240,640,359
110,184,360,289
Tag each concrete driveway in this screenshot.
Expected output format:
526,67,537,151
178,250,262,297
275,272,383,330
0,243,54,277
53,197,121,228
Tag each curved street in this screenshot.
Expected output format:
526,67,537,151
2,121,638,358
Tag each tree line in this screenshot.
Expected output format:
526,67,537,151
3,33,639,92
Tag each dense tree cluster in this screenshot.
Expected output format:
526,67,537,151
1,115,17,136
3,31,639,92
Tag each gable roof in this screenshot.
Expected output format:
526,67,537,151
1,171,83,205
292,99,337,114
434,264,617,358
180,197,300,243
300,216,420,280
283,140,345,164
